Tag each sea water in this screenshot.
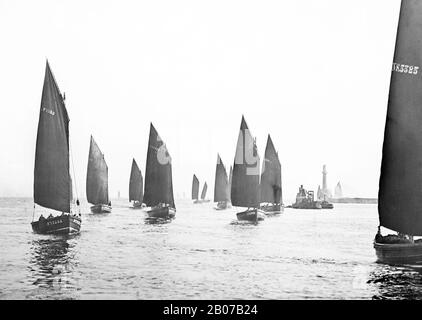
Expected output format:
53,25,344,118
0,198,421,300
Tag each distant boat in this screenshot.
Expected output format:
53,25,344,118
192,174,200,203
334,181,343,198
291,185,321,209
231,116,265,222
31,61,81,235
214,154,231,210
129,158,144,209
320,200,334,209
200,182,210,203
317,185,322,200
86,136,112,213
259,134,283,215
192,174,210,204
143,123,176,219
374,0,422,264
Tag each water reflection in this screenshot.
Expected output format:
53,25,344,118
368,264,422,299
229,220,260,226
28,236,79,297
85,212,111,220
144,217,174,225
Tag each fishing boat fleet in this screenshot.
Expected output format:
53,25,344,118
31,63,285,231
29,0,422,266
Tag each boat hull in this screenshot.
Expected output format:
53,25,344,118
236,208,265,222
374,242,422,265
90,204,112,214
147,206,176,219
260,203,284,215
291,201,322,209
321,201,334,209
31,214,81,235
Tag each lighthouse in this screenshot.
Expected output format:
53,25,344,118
320,165,332,201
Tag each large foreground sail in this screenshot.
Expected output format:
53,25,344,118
32,61,81,235
34,61,71,213
378,0,422,236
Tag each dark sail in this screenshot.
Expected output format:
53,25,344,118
129,158,143,203
192,174,199,200
86,136,109,205
214,154,229,202
34,61,71,213
201,182,208,200
379,0,422,235
260,135,282,204
143,123,175,208
231,116,260,208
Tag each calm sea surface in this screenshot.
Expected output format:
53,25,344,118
1,197,422,300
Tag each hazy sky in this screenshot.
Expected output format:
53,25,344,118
0,0,401,203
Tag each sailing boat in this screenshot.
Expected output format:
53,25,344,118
214,154,231,210
200,182,210,203
143,123,176,219
192,174,200,203
31,61,81,235
86,136,111,213
374,0,422,264
259,134,283,215
192,175,210,204
129,158,144,209
231,116,265,222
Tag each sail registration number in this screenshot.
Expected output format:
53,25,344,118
47,219,63,226
392,62,419,75
42,107,55,116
